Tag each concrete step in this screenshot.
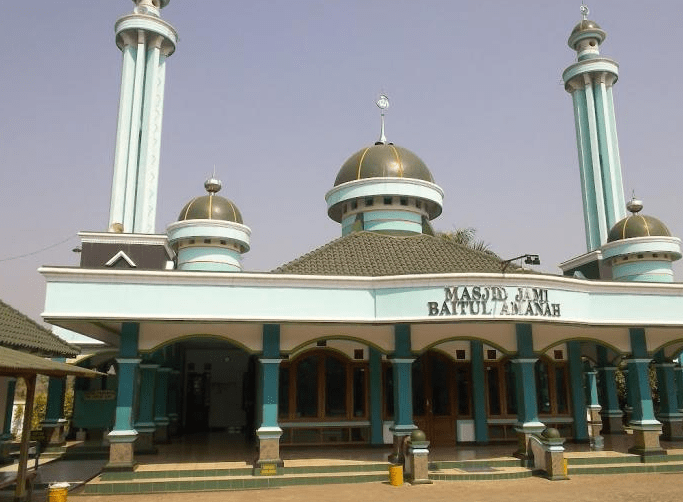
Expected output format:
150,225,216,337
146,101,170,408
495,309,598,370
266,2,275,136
568,459,683,475
82,469,389,495
429,456,523,471
429,465,533,481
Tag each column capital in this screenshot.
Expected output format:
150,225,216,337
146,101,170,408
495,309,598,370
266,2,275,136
116,358,142,365
258,358,282,364
389,357,415,364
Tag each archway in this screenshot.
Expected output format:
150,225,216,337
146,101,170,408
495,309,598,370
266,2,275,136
411,350,471,445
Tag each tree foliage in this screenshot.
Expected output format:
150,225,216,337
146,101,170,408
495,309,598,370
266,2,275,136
436,227,499,257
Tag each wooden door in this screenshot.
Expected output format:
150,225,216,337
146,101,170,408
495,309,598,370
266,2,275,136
412,352,457,445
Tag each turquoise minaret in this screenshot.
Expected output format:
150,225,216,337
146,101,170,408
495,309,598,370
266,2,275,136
563,6,626,251
325,96,444,236
108,0,177,234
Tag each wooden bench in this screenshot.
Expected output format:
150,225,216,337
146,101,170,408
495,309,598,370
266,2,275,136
0,442,41,499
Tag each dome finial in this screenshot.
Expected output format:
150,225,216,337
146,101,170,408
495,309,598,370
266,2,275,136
580,3,590,21
204,167,222,194
376,94,390,144
626,191,643,214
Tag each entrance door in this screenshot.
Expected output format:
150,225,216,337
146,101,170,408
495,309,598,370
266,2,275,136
412,352,471,445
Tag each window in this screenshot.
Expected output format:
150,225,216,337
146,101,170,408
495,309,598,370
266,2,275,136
486,359,517,417
535,358,570,416
280,351,368,421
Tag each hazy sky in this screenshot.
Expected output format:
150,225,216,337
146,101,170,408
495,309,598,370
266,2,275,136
1,0,682,325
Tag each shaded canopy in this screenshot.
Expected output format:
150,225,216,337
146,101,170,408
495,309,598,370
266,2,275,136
0,345,101,378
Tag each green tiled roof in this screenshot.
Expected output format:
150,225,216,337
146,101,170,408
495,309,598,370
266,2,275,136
274,231,510,276
0,299,78,357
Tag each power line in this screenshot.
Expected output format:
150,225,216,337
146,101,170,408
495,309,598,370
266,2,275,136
0,234,77,263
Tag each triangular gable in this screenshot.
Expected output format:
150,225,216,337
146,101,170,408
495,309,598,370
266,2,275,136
105,250,137,268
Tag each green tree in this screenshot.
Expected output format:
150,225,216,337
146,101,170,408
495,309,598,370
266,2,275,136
437,227,498,257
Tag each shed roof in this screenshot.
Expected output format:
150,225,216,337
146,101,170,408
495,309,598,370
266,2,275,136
0,299,78,357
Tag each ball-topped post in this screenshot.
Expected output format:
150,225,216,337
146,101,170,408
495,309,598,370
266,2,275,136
376,94,390,144
626,194,643,214
580,3,589,21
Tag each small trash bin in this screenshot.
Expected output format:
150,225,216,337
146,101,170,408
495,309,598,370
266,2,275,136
48,482,70,502
389,463,403,486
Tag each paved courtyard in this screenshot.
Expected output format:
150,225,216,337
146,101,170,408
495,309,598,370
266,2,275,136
69,472,683,502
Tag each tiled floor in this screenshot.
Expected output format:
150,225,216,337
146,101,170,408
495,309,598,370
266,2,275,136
131,430,683,469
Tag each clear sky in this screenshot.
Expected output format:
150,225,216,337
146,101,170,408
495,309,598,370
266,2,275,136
1,0,681,325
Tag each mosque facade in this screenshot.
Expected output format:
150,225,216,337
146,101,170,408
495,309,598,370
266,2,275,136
38,0,683,472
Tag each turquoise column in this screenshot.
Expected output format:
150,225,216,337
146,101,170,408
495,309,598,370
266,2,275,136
106,322,141,471
154,368,171,443
1,379,15,440
596,346,623,433
654,351,683,440
0,379,16,464
675,366,683,412
626,328,663,456
512,324,544,458
134,363,158,453
585,369,604,450
368,347,384,445
42,358,68,448
168,369,180,436
470,340,488,443
390,324,416,447
567,341,589,442
255,324,282,472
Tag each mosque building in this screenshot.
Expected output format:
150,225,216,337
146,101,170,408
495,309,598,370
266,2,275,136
35,0,683,476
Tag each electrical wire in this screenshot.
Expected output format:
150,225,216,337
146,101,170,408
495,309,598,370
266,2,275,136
0,234,77,262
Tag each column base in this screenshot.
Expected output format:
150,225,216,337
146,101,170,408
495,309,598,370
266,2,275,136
660,418,683,441
0,439,13,466
253,427,283,475
42,420,68,449
105,431,138,472
388,423,416,463
513,422,546,461
154,424,169,444
168,414,180,437
134,430,158,454
600,412,624,434
628,424,666,457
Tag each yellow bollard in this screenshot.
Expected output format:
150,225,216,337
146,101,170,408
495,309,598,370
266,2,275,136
48,482,70,502
389,464,403,486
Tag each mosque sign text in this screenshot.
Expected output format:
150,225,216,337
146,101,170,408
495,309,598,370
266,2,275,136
427,286,561,318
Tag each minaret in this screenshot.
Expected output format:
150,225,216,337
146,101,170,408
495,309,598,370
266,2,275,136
108,0,177,234
563,5,626,251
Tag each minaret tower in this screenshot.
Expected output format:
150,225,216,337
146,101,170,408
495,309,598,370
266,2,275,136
108,0,177,234
563,5,626,251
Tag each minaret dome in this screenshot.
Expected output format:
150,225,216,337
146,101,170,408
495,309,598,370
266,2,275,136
167,177,251,272
601,197,682,283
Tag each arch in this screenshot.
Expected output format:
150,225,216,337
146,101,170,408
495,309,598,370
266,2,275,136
419,336,514,358
650,339,683,361
286,335,387,359
143,333,255,355
537,337,624,366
